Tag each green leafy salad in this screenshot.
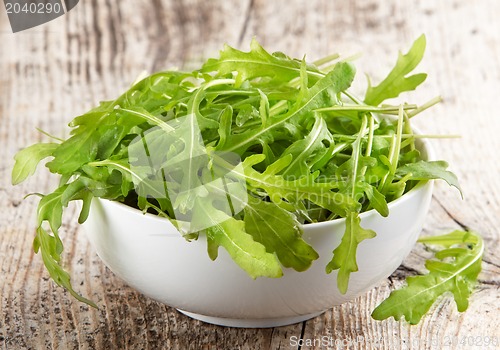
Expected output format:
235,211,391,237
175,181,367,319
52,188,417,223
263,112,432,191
12,35,483,324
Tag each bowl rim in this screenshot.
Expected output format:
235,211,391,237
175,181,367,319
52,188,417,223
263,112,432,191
95,128,436,228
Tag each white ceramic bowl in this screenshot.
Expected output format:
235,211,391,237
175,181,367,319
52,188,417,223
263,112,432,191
83,139,434,328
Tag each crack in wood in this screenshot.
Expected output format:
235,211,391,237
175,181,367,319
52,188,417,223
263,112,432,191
397,264,421,275
151,0,171,72
434,197,468,230
297,321,306,350
90,0,103,76
482,258,500,270
387,264,422,284
105,0,119,70
478,279,500,287
238,0,254,47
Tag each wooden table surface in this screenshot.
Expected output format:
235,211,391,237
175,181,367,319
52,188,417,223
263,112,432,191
1,0,499,349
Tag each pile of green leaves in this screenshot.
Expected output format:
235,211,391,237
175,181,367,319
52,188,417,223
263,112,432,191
13,35,480,323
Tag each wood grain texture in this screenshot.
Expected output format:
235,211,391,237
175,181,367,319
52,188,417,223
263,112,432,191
1,0,499,349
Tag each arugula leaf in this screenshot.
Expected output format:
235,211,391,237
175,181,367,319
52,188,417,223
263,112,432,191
417,230,479,247
33,185,97,306
196,200,283,279
201,38,324,86
364,35,427,106
396,160,461,193
244,197,319,271
326,211,376,294
361,183,389,217
372,230,483,324
216,105,233,149
35,227,97,307
46,115,109,174
37,185,68,237
12,143,58,185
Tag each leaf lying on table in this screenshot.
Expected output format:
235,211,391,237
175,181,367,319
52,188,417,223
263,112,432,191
371,230,483,324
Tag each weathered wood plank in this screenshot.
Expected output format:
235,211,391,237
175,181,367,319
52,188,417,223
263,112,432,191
0,0,498,349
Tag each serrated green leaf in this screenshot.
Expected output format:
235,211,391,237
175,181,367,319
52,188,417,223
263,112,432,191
418,230,479,247
46,129,101,174
34,185,97,307
216,105,233,149
372,230,483,324
36,227,97,307
12,143,58,185
201,38,324,86
362,183,389,217
37,186,67,235
364,35,427,106
326,212,376,294
396,160,462,194
196,200,283,279
244,197,319,271
77,191,93,224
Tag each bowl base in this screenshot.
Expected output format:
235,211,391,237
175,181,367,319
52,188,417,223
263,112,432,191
176,309,326,328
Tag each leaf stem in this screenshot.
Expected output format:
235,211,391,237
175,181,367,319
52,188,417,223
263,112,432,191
402,111,415,151
351,115,369,198
342,91,363,105
312,53,341,67
365,115,375,157
315,104,417,113
332,134,461,140
269,100,289,116
120,108,175,132
36,128,64,142
408,96,442,118
321,53,362,72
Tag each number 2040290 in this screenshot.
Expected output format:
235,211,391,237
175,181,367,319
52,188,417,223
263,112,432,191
5,2,63,14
